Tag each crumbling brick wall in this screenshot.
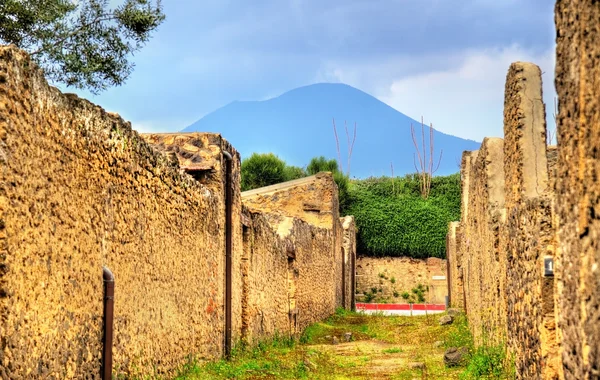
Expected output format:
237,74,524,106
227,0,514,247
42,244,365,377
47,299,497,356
555,1,600,378
0,46,234,378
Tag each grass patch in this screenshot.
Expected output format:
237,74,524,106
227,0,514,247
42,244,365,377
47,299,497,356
175,310,498,379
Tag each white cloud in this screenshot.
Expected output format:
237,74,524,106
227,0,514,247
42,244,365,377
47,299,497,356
378,45,556,141
315,44,556,142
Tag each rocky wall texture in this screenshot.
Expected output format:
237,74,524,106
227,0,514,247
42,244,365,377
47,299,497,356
462,138,507,346
355,257,447,304
0,46,235,378
503,62,557,380
140,132,246,345
241,173,339,229
239,206,341,344
341,216,357,310
446,221,463,309
555,1,600,378
451,61,560,380
242,173,346,310
240,209,295,344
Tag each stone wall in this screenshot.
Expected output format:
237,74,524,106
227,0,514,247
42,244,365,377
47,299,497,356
239,208,341,344
0,46,355,378
341,216,357,310
461,138,507,346
555,1,600,378
355,256,447,304
0,46,234,378
242,173,350,311
446,61,560,379
446,221,463,308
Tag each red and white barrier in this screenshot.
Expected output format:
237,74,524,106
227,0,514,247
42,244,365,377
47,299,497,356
355,303,446,316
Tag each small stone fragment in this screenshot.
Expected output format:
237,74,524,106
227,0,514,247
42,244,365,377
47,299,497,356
444,347,469,367
409,362,426,370
332,336,339,345
344,332,352,342
439,315,453,325
433,340,444,348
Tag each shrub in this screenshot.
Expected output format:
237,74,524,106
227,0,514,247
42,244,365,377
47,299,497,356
283,165,307,181
307,156,339,174
344,173,460,258
241,153,288,191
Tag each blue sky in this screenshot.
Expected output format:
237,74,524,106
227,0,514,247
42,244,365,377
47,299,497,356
67,0,556,142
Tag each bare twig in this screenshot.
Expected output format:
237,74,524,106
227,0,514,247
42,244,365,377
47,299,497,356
345,121,357,176
333,118,343,174
410,117,443,199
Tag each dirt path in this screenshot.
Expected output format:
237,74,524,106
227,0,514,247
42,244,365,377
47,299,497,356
177,311,469,379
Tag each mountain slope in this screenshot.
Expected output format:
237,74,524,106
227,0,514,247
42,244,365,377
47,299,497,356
182,83,480,178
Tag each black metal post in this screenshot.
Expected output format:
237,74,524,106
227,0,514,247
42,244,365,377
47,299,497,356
102,267,114,380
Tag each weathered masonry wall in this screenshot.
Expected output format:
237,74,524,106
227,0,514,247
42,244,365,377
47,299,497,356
446,60,564,378
355,257,447,304
0,46,233,378
446,222,463,309
0,46,355,379
242,173,352,312
555,1,600,378
239,208,346,344
450,3,600,377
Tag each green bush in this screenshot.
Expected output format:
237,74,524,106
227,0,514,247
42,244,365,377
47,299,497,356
344,173,460,258
306,156,339,174
283,165,307,181
241,153,288,191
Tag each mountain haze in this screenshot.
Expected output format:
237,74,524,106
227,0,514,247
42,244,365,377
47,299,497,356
182,83,480,178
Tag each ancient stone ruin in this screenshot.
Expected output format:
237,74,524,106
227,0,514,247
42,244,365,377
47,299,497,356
447,2,600,379
0,46,356,378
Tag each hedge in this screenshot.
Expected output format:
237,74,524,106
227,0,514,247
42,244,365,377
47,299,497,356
343,173,460,258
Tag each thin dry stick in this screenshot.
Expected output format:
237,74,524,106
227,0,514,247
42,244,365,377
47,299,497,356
411,117,443,199
345,121,357,176
332,118,343,174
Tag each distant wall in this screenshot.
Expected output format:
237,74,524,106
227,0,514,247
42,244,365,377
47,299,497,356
242,173,350,313
240,204,356,344
355,257,447,304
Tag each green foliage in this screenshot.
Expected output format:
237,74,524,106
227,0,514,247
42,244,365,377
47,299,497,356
283,165,307,181
241,153,289,191
0,0,165,93
442,315,514,380
344,173,460,258
306,156,339,174
460,345,510,380
443,314,473,350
